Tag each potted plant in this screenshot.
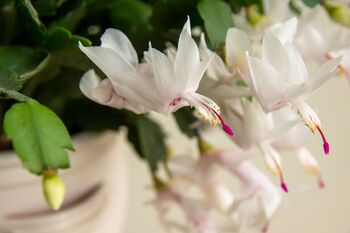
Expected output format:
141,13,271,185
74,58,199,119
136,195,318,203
0,0,349,232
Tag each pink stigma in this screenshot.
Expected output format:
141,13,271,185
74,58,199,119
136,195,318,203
202,103,235,137
319,180,326,189
281,182,288,193
270,155,288,193
222,124,234,136
316,126,329,155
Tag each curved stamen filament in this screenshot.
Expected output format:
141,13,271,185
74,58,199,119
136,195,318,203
201,102,234,136
316,126,329,155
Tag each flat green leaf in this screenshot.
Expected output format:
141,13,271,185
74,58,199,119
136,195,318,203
49,1,87,31
46,27,92,70
173,108,198,137
0,46,49,80
302,0,323,7
110,0,152,27
4,101,73,175
133,117,166,172
198,0,234,49
16,0,47,39
46,27,91,51
0,69,31,102
32,0,68,16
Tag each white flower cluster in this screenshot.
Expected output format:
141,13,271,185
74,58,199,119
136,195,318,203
79,1,350,232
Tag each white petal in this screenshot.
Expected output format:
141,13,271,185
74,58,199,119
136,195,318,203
79,43,134,78
225,28,251,72
307,56,341,93
79,69,124,108
175,19,202,89
284,42,309,85
246,54,286,112
262,32,289,80
145,45,178,99
268,17,298,44
79,69,101,101
100,28,138,65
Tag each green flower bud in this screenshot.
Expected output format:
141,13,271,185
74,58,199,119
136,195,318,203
324,2,350,27
42,171,65,211
246,6,265,27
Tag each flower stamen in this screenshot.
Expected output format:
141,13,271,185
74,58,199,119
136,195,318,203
270,155,288,193
202,103,234,136
317,126,329,155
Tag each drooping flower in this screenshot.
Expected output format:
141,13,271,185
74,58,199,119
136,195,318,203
295,5,350,83
152,185,219,233
207,149,283,232
244,17,342,155
272,107,325,188
221,98,289,192
159,145,282,233
79,18,233,135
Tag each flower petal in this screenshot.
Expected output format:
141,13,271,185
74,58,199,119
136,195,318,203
246,54,286,112
79,69,124,108
225,28,251,73
79,42,135,78
100,28,138,65
268,17,298,44
174,18,203,90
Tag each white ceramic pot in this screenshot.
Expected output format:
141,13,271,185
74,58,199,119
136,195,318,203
0,131,128,233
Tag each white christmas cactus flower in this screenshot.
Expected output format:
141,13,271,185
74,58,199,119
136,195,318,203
222,98,289,192
245,17,342,155
211,150,282,232
153,187,218,233
79,17,234,136
296,5,350,82
272,107,324,188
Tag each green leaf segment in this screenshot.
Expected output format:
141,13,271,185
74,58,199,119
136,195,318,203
4,101,73,175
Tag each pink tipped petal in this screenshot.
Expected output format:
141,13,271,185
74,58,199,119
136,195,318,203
281,182,288,193
223,124,234,136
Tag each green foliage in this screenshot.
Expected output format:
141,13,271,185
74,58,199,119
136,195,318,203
302,0,324,7
0,69,31,102
0,0,328,177
197,0,234,49
173,108,198,137
4,101,73,175
0,46,49,80
129,116,167,172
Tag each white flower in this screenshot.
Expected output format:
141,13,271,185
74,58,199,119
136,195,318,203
79,18,233,135
296,6,350,82
222,98,289,192
210,150,282,232
153,188,218,233
245,17,342,155
272,108,324,188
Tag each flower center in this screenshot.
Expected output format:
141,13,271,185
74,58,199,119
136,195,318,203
292,99,329,155
181,93,234,136
201,103,234,136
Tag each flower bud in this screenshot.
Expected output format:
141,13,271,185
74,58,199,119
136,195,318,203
324,2,350,27
246,5,265,27
42,171,65,211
